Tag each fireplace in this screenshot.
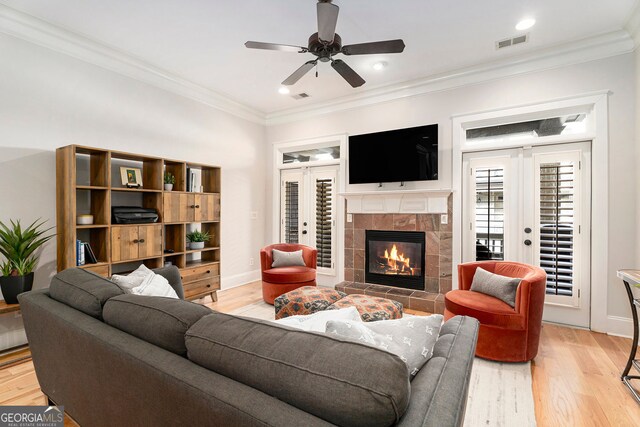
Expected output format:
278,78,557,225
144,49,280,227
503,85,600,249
365,230,425,290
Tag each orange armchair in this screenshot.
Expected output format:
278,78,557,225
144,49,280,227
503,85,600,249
260,243,317,305
444,261,546,362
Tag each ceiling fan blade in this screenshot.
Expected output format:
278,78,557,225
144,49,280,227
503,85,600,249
282,60,317,86
317,1,339,42
331,59,365,88
342,39,406,55
245,41,306,53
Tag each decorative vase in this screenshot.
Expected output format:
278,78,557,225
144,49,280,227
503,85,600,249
190,241,205,250
164,183,173,191
0,272,34,304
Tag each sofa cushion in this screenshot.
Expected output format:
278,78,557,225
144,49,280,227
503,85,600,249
262,266,316,284
49,268,125,319
185,312,410,427
103,294,212,356
444,289,523,329
271,248,306,268
470,267,520,307
326,314,444,379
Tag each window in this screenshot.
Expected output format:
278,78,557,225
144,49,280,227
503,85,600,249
283,181,299,244
539,162,575,296
315,178,333,268
282,146,340,164
466,114,587,144
475,167,505,261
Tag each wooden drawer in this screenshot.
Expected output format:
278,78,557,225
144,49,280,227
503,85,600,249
180,264,219,283
184,276,220,299
82,265,109,277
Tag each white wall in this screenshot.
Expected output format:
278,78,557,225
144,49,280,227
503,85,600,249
267,54,638,333
0,33,267,348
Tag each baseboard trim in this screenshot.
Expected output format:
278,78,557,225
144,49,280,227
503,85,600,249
606,315,636,339
221,270,260,291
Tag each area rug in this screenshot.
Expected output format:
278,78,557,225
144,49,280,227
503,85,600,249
229,302,537,426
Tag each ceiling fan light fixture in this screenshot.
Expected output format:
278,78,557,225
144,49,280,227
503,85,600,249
515,18,535,31
372,61,387,71
278,86,290,95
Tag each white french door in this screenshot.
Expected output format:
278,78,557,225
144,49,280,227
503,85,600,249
463,142,591,327
280,166,338,278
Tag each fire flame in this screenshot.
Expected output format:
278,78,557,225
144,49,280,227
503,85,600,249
383,244,411,272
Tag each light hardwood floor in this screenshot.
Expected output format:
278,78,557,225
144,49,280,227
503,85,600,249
2,281,640,426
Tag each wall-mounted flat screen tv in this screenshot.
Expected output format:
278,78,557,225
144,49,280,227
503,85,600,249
348,124,438,184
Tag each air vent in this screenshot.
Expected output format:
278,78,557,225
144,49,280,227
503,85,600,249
291,92,310,100
496,34,529,50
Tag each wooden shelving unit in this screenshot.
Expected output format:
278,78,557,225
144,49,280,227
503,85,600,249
56,145,222,301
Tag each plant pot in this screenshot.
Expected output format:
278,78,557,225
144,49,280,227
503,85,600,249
189,241,205,250
164,184,173,191
0,273,34,304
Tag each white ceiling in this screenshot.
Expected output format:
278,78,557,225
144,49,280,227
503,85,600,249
1,0,637,114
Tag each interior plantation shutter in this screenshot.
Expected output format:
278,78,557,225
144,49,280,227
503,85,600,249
281,174,301,244
538,161,575,297
315,177,333,268
474,167,505,261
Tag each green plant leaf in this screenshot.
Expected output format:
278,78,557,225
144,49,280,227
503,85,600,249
0,218,54,275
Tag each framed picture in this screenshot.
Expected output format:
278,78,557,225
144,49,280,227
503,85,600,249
120,167,143,188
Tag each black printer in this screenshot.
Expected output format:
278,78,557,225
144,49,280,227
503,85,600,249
112,206,159,224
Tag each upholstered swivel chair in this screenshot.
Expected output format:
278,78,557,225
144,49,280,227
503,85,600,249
260,243,317,305
444,261,546,362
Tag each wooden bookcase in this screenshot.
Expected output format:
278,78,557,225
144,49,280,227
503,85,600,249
56,145,222,301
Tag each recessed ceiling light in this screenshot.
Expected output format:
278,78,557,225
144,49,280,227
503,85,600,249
278,86,290,95
372,61,387,71
515,18,535,31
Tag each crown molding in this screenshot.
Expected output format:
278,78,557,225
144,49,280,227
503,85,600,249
625,1,640,48
265,30,634,126
0,3,266,124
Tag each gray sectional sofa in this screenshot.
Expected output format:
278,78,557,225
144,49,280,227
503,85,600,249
19,267,479,427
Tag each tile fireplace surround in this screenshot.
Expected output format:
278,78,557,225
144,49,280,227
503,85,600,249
341,195,452,314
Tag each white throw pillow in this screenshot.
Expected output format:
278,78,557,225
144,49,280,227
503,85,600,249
111,264,153,290
131,272,179,299
326,314,444,378
273,306,361,332
271,249,306,268
111,264,178,299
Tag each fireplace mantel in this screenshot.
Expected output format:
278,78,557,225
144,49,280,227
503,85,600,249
340,189,452,214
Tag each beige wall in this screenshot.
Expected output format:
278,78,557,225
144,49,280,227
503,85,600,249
267,54,638,332
0,33,267,348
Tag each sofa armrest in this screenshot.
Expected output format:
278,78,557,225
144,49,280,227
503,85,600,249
153,265,184,300
396,315,479,427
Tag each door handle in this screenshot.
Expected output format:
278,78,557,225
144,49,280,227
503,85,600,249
132,239,139,244
139,239,145,244
195,205,200,209
302,230,308,235
524,227,532,233
524,239,532,246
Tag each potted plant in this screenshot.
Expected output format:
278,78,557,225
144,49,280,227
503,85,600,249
164,172,176,191
0,219,54,304
186,229,210,250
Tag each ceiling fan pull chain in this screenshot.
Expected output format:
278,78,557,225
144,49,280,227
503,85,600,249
316,62,319,78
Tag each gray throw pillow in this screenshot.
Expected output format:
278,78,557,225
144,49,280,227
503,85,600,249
470,267,521,308
271,249,306,268
326,314,443,378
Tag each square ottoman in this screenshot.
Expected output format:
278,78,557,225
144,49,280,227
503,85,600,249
327,294,403,322
275,286,347,320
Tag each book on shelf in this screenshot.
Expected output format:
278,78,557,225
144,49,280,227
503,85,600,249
83,242,98,264
76,240,85,266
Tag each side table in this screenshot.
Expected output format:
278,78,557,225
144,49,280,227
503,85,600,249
617,269,640,403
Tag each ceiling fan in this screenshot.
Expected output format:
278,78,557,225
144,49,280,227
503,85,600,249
245,0,405,88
